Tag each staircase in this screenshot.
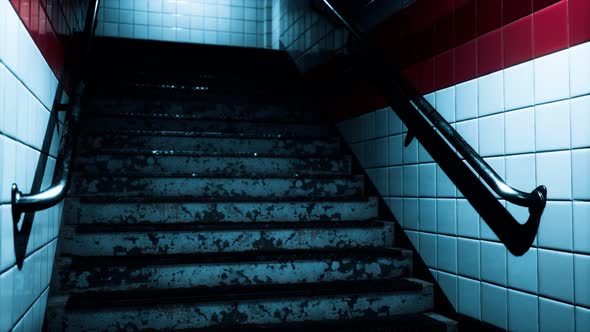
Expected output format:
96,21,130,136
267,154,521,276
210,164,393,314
46,38,456,331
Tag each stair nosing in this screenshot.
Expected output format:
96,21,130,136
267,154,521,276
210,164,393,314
65,278,427,310
68,220,385,233
80,129,339,140
71,196,374,204
62,247,410,268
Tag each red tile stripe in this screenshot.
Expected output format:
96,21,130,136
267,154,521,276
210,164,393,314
305,0,590,121
389,0,590,94
9,0,87,78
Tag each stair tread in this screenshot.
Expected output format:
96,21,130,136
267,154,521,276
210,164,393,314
65,278,429,309
81,128,338,139
77,149,345,159
80,110,324,124
73,196,373,203
178,313,451,332
69,220,386,233
63,247,411,268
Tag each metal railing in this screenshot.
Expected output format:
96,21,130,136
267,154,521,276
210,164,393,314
11,0,101,225
321,0,547,255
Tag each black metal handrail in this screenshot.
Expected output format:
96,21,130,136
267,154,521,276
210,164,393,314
321,0,547,255
11,0,101,224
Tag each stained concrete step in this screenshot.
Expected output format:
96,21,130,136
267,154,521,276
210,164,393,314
59,221,394,256
53,278,434,331
70,175,364,200
63,198,378,224
74,154,352,177
56,248,412,293
85,98,315,122
174,313,457,332
80,113,335,138
78,132,341,157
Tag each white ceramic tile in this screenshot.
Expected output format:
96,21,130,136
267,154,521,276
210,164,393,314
539,297,574,332
418,233,436,268
0,266,14,331
388,135,403,166
437,235,457,273
570,42,590,98
478,71,504,117
576,306,590,332
538,249,574,303
456,119,478,153
505,154,537,194
572,149,590,199
507,248,538,293
457,238,480,278
1,137,17,204
458,276,481,320
424,93,436,108
457,199,479,238
405,229,419,249
535,49,570,105
481,241,506,285
438,271,458,309
375,108,388,138
418,163,436,197
351,142,364,166
536,151,572,200
535,100,571,152
388,110,403,135
571,95,590,148
508,290,538,332
479,113,504,156
574,202,590,254
481,282,507,330
574,254,590,307
386,198,403,223
388,166,402,197
372,167,388,197
419,198,436,232
456,79,478,121
403,198,419,230
418,143,434,163
402,165,418,197
436,86,455,123
538,201,573,251
366,138,388,168
505,107,535,154
504,61,535,111
402,135,418,164
436,165,456,197
361,112,376,141
437,198,457,235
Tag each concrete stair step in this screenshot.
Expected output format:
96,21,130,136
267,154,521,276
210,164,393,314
80,113,335,137
78,132,341,157
70,175,365,199
59,221,394,256
63,198,378,225
170,313,457,332
55,248,412,293
85,98,316,122
74,154,352,177
50,278,434,331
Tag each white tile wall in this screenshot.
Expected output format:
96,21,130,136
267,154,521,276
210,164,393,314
97,0,274,49
337,42,590,330
0,0,64,331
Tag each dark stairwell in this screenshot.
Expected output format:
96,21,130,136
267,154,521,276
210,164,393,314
44,38,458,331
